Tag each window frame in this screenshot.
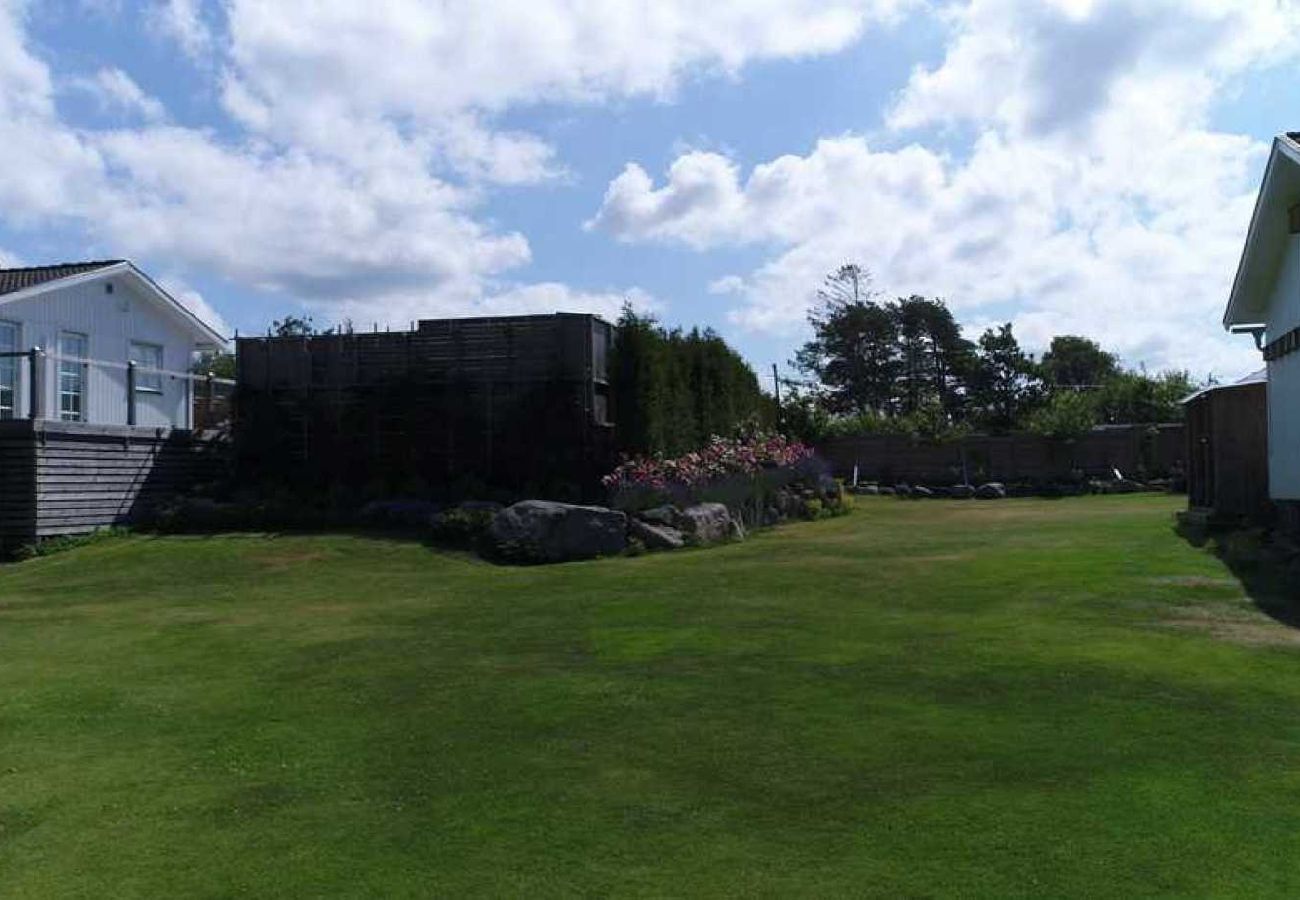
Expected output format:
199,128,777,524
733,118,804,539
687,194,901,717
58,331,88,423
129,341,164,394
0,320,19,420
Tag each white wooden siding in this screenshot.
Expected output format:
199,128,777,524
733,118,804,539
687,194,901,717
1266,235,1300,499
0,276,200,427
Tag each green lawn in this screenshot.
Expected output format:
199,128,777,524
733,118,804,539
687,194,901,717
2,495,1300,897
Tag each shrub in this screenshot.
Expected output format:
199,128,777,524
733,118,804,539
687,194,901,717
429,506,496,548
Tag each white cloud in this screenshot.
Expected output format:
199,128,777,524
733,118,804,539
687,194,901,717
150,0,212,61
222,0,904,122
590,0,1300,376
317,283,656,333
157,274,231,339
888,0,1300,137
71,67,166,122
0,0,911,328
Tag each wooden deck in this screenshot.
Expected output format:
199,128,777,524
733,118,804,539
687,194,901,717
0,419,227,552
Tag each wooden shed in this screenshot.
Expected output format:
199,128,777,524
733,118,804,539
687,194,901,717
1183,369,1269,523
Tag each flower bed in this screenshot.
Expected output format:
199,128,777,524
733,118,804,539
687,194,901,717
602,434,846,526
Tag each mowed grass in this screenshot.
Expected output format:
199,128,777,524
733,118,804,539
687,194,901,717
3,495,1300,897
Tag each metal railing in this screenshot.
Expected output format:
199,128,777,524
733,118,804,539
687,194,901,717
0,347,236,429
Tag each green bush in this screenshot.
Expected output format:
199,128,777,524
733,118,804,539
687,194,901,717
429,507,496,548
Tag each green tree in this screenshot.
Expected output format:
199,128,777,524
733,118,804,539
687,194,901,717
1095,369,1195,424
609,305,766,457
191,350,235,379
1040,335,1118,388
890,295,976,418
793,266,900,415
1027,391,1097,440
969,323,1042,432
270,314,316,337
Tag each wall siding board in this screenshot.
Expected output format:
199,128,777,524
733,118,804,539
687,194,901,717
0,419,227,551
0,275,204,427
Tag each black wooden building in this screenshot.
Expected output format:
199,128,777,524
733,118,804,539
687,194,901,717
1183,369,1269,524
234,313,616,500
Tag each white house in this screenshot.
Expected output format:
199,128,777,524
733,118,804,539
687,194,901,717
0,260,225,429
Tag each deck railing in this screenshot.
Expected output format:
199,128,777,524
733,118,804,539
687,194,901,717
0,347,235,430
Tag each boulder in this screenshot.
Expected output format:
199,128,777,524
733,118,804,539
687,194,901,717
774,489,804,519
976,482,1007,500
638,504,680,528
488,500,627,563
877,485,896,496
677,502,736,544
629,518,686,551
949,484,975,499
851,484,880,496
895,484,912,498
912,485,934,499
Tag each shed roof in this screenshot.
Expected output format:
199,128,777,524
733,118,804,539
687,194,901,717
1180,368,1266,405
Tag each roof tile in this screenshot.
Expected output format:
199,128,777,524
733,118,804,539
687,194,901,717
0,260,124,296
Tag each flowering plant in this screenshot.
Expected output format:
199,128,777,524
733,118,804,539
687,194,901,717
602,433,814,498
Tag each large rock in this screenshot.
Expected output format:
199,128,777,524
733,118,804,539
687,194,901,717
975,482,1007,499
677,502,736,544
912,485,934,499
949,484,975,499
489,500,627,563
638,505,680,528
629,518,686,551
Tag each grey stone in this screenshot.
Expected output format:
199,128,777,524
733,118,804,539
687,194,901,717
912,485,934,498
629,518,686,551
489,500,627,563
975,482,1006,499
638,504,680,528
677,502,735,544
950,484,975,499
851,484,880,496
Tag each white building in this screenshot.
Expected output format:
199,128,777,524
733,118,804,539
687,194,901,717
0,260,225,429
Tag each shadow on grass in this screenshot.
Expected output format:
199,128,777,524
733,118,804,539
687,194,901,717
1174,518,1300,629
0,524,497,569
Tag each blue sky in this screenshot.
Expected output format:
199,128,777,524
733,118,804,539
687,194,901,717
1,0,1296,383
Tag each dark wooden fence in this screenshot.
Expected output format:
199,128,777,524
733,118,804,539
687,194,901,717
234,313,615,501
817,424,1186,486
0,419,229,553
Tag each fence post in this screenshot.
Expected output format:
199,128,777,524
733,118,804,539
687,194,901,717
204,373,214,431
27,347,42,420
126,360,137,427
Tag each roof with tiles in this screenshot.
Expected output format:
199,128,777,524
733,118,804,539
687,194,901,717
0,260,125,296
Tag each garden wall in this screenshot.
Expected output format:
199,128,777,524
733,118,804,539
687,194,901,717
817,424,1185,486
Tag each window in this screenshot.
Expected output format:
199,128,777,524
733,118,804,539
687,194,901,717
0,321,17,420
58,332,87,422
130,341,163,394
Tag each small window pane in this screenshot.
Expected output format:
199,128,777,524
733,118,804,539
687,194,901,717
0,321,16,420
130,342,164,393
59,332,87,422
